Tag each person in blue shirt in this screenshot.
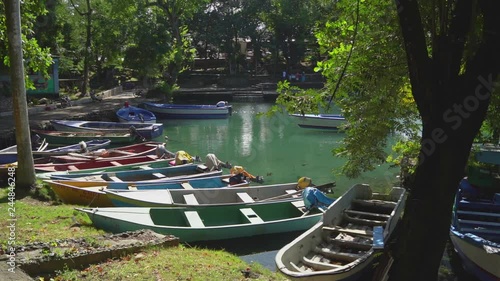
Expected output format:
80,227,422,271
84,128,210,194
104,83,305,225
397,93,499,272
297,177,335,211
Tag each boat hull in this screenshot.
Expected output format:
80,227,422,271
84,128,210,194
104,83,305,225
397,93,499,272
105,181,311,207
32,130,138,145
78,201,323,242
450,229,500,281
142,102,232,119
290,114,346,130
275,184,406,281
50,120,164,140
116,106,157,123
45,174,242,207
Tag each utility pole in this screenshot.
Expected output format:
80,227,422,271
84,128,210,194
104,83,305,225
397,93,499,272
4,0,37,192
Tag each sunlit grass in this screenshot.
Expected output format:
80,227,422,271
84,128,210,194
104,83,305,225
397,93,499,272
54,245,287,281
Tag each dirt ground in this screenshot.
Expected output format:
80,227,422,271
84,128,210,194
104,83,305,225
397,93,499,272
0,91,152,149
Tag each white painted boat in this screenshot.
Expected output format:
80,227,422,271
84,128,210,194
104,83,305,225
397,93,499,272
141,101,232,119
275,184,406,281
290,114,346,130
105,181,336,207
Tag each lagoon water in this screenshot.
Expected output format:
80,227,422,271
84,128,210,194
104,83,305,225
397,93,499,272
159,101,401,270
161,101,399,196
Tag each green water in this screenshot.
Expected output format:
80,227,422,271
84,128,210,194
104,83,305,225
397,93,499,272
160,101,399,195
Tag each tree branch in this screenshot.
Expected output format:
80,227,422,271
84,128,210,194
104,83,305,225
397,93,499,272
396,0,432,117
448,0,474,77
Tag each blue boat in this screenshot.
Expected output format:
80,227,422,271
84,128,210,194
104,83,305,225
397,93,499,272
116,105,157,123
49,163,223,183
449,144,500,281
141,101,232,119
50,120,164,140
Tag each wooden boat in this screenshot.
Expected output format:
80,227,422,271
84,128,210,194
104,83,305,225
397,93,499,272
105,182,335,207
31,129,139,145
116,105,157,123
43,175,249,207
141,101,232,119
48,141,161,163
35,155,171,175
449,144,500,281
76,199,324,242
50,120,164,140
275,184,406,281
49,163,222,182
32,139,111,157
0,139,49,165
290,114,347,130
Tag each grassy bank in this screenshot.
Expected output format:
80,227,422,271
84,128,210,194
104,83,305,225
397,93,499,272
0,186,287,280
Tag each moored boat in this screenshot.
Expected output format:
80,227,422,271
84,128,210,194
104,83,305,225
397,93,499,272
50,120,164,140
0,139,49,165
33,139,111,157
47,141,161,163
116,105,157,123
31,129,140,145
290,114,347,130
76,199,323,242
275,184,406,281
49,163,222,182
35,155,171,175
449,143,500,281
43,174,249,207
141,101,232,119
105,181,335,207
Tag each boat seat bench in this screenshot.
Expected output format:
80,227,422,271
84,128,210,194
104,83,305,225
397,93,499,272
314,246,363,262
67,165,79,171
323,226,374,237
110,161,123,166
344,209,390,219
240,208,264,223
108,176,123,182
152,172,166,178
457,210,500,218
183,194,199,205
458,219,500,227
181,182,194,189
237,192,254,203
184,211,205,227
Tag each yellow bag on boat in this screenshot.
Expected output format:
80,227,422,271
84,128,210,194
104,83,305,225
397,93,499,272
175,150,193,165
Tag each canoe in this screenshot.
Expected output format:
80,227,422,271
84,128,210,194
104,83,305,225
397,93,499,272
449,144,500,281
76,199,324,242
48,141,161,163
43,174,248,207
275,184,406,281
290,114,347,130
49,163,222,182
141,101,232,119
35,155,171,175
50,120,164,140
116,105,157,123
0,139,49,165
105,181,336,207
31,129,139,145
32,139,111,157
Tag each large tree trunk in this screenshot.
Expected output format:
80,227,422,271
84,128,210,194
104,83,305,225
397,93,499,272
4,0,37,192
389,0,500,280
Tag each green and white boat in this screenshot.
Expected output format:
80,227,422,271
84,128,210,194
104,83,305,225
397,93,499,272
77,199,324,242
